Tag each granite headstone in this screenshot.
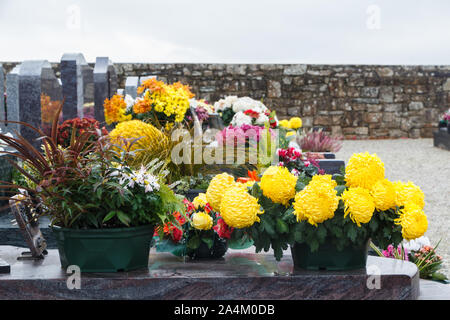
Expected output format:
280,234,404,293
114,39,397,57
125,76,139,98
94,57,117,123
60,53,86,120
16,60,62,148
0,64,4,131
81,63,94,118
5,65,21,135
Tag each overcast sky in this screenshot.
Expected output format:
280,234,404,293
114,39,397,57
1,0,450,65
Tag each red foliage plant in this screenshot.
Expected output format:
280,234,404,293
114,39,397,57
58,117,108,148
298,129,343,153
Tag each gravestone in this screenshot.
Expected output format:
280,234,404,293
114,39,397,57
125,76,139,98
94,57,117,124
139,75,156,86
0,64,4,131
81,63,94,118
9,60,63,149
60,53,87,120
4,65,20,135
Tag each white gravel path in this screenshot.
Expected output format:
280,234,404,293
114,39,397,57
335,138,450,278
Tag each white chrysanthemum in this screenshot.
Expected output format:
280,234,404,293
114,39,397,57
255,113,269,125
231,112,253,127
402,236,431,252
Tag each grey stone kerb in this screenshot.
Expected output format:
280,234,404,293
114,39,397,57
61,53,87,120
94,57,117,124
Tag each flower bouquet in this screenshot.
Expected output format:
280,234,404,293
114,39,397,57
207,152,429,270
104,78,195,131
214,96,278,128
57,117,108,148
439,108,450,132
155,193,238,259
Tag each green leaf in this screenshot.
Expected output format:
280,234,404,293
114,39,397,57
335,185,346,196
116,211,131,226
201,237,214,249
187,236,201,250
275,218,289,234
317,225,327,243
347,225,357,242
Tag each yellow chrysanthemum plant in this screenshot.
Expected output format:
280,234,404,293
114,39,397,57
104,78,195,131
278,117,303,146
217,152,428,264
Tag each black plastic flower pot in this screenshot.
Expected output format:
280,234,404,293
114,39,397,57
290,239,370,271
52,224,154,272
187,236,228,260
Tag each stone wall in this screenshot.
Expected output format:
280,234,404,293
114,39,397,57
2,62,449,139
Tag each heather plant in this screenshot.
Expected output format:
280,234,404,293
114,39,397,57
298,129,343,153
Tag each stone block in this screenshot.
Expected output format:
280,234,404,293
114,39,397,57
61,53,87,120
283,64,307,75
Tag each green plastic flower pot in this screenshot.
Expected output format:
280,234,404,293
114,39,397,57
52,224,154,272
290,239,369,271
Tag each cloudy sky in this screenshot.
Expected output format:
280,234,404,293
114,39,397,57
1,0,450,65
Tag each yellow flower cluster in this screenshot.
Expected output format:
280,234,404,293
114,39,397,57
192,193,208,209
394,203,428,240
136,78,195,124
108,120,169,159
341,187,375,227
191,211,213,230
393,181,425,208
260,166,297,206
293,175,339,226
220,185,263,229
345,152,385,189
206,173,236,211
370,179,397,211
104,94,132,125
279,117,303,130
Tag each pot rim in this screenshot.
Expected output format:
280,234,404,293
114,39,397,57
50,224,154,233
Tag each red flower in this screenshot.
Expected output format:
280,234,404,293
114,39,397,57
170,226,183,243
213,218,234,239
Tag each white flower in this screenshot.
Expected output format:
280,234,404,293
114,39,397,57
124,94,135,112
255,113,269,125
231,112,253,127
402,236,431,252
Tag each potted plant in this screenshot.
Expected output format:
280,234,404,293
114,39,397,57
154,193,238,259
296,128,343,159
209,152,428,271
0,108,183,272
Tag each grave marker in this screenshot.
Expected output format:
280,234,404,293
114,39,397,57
125,76,139,98
94,57,117,123
60,53,87,120
0,64,4,131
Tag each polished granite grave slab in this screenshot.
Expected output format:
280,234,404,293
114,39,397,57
0,246,419,300
433,129,450,151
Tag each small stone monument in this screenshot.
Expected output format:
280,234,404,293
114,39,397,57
125,76,139,98
94,57,117,123
0,64,4,129
7,60,63,149
60,53,87,120
81,63,94,118
5,65,21,135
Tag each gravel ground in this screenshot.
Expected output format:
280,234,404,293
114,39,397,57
335,138,450,278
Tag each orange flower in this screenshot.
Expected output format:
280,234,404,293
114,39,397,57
104,94,131,124
133,98,152,114
137,78,166,95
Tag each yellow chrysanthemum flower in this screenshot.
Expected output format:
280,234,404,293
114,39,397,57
191,211,213,230
260,166,297,206
345,152,385,190
341,187,375,227
192,193,208,209
309,174,337,189
206,173,236,211
394,203,428,240
293,179,339,226
393,181,425,209
289,117,303,129
370,179,397,211
108,120,169,159
220,186,263,228
279,119,290,129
